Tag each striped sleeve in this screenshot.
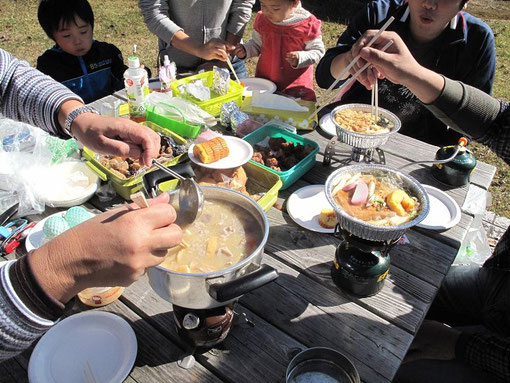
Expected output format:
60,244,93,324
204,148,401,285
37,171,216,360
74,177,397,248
0,261,56,362
0,48,83,138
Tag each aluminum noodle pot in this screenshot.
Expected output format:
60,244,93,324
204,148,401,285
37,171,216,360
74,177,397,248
147,186,278,309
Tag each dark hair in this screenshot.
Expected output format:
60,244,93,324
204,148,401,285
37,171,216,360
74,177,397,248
38,0,94,40
459,0,468,9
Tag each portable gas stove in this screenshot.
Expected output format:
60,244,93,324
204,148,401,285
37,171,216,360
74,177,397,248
332,227,398,297
173,303,236,348
323,136,386,166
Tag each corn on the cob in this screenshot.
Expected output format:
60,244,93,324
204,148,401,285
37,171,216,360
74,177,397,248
193,137,229,164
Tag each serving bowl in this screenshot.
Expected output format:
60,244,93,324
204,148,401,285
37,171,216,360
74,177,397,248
324,164,429,241
330,103,401,149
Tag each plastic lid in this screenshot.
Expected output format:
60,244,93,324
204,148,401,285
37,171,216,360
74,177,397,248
163,55,170,66
128,56,140,69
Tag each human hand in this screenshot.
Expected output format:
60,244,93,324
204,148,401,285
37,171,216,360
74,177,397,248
70,111,161,167
235,44,247,59
285,51,299,67
403,320,460,363
199,38,229,61
30,192,182,303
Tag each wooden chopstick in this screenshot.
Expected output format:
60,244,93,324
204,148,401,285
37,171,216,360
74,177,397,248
375,79,379,121
308,39,394,122
226,56,241,84
315,15,396,107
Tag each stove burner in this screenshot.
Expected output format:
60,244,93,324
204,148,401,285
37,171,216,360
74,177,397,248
331,227,397,297
323,136,386,166
173,304,235,348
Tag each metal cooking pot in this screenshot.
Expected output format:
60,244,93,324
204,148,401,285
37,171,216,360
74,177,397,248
147,186,278,309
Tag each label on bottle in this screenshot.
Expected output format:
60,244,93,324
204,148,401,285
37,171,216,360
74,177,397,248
125,73,149,117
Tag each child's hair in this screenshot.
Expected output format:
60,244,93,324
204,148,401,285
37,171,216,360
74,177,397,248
38,0,94,40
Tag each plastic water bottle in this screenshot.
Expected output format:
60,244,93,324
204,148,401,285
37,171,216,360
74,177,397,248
124,49,149,122
159,54,176,93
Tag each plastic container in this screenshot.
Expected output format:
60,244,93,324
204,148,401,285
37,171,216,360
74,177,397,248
243,123,320,190
77,286,124,307
82,121,187,200
124,55,149,119
146,103,202,138
158,160,282,212
170,71,244,116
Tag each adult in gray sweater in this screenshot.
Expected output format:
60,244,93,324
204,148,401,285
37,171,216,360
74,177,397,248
138,0,254,76
0,48,182,361
354,31,509,383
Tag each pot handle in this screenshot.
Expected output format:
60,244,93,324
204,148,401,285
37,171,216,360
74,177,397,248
208,265,278,302
143,162,195,196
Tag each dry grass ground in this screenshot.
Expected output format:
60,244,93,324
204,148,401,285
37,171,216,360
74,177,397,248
0,0,508,217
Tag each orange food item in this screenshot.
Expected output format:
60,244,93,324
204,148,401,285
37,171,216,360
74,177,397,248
318,208,337,229
193,137,229,164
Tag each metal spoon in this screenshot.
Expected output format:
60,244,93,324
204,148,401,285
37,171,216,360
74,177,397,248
152,159,203,224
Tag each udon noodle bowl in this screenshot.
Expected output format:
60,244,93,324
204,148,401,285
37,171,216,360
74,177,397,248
159,198,262,273
330,104,401,149
325,164,429,241
334,108,394,134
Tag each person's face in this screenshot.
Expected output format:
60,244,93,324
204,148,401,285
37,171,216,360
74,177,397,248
407,0,465,43
53,15,93,57
260,0,298,23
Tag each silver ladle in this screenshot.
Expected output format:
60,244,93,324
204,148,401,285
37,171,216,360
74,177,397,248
152,159,204,224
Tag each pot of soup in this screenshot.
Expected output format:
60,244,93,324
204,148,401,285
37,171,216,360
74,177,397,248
147,186,278,309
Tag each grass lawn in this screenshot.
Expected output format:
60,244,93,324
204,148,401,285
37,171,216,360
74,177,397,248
0,0,508,217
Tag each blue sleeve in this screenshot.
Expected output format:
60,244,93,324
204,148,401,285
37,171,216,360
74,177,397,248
315,0,396,89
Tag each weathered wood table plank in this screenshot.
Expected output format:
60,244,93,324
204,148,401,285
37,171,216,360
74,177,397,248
0,92,496,383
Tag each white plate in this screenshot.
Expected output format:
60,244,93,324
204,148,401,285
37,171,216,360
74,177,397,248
25,212,65,253
318,113,337,137
188,136,254,169
28,311,137,383
417,185,461,230
242,77,277,97
287,185,336,233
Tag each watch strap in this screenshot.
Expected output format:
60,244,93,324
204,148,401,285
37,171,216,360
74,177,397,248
63,106,99,139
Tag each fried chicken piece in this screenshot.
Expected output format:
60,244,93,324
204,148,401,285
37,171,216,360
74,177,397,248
268,137,286,151
252,151,265,165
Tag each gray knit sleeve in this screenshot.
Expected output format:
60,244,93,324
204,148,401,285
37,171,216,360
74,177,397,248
0,261,55,362
0,48,82,139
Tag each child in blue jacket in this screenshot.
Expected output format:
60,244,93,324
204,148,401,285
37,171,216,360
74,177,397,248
37,0,127,104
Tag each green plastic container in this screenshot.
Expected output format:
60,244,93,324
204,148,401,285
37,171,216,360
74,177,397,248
158,161,282,212
83,121,187,200
146,102,203,139
170,71,244,116
242,124,320,190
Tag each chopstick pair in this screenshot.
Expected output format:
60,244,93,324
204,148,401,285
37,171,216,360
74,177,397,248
308,39,394,121
371,79,379,121
309,15,396,121
226,56,241,84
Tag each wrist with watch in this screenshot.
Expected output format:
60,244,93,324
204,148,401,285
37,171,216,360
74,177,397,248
63,106,100,139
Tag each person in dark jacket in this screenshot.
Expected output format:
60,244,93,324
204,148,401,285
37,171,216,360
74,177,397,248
36,0,128,104
315,0,496,147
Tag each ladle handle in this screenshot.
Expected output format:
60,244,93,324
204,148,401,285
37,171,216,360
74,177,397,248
143,162,195,197
152,159,185,180
208,265,278,302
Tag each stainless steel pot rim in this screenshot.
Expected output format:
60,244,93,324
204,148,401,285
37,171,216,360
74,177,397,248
153,186,269,277
325,164,430,235
330,103,402,139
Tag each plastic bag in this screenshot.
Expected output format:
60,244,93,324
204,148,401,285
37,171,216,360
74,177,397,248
0,118,79,217
454,185,492,266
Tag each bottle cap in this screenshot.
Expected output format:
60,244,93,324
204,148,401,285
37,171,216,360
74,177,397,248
163,55,171,66
128,56,140,69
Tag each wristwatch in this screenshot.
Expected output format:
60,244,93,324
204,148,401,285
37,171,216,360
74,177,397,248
63,106,99,139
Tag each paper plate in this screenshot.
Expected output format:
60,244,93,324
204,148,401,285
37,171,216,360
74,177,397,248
416,185,461,230
188,136,253,169
28,311,137,383
318,113,337,137
287,185,336,233
242,77,277,97
25,212,65,253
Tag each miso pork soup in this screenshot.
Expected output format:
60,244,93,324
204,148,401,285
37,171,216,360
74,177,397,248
160,198,262,273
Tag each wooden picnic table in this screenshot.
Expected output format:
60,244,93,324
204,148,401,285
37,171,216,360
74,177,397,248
0,92,496,383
